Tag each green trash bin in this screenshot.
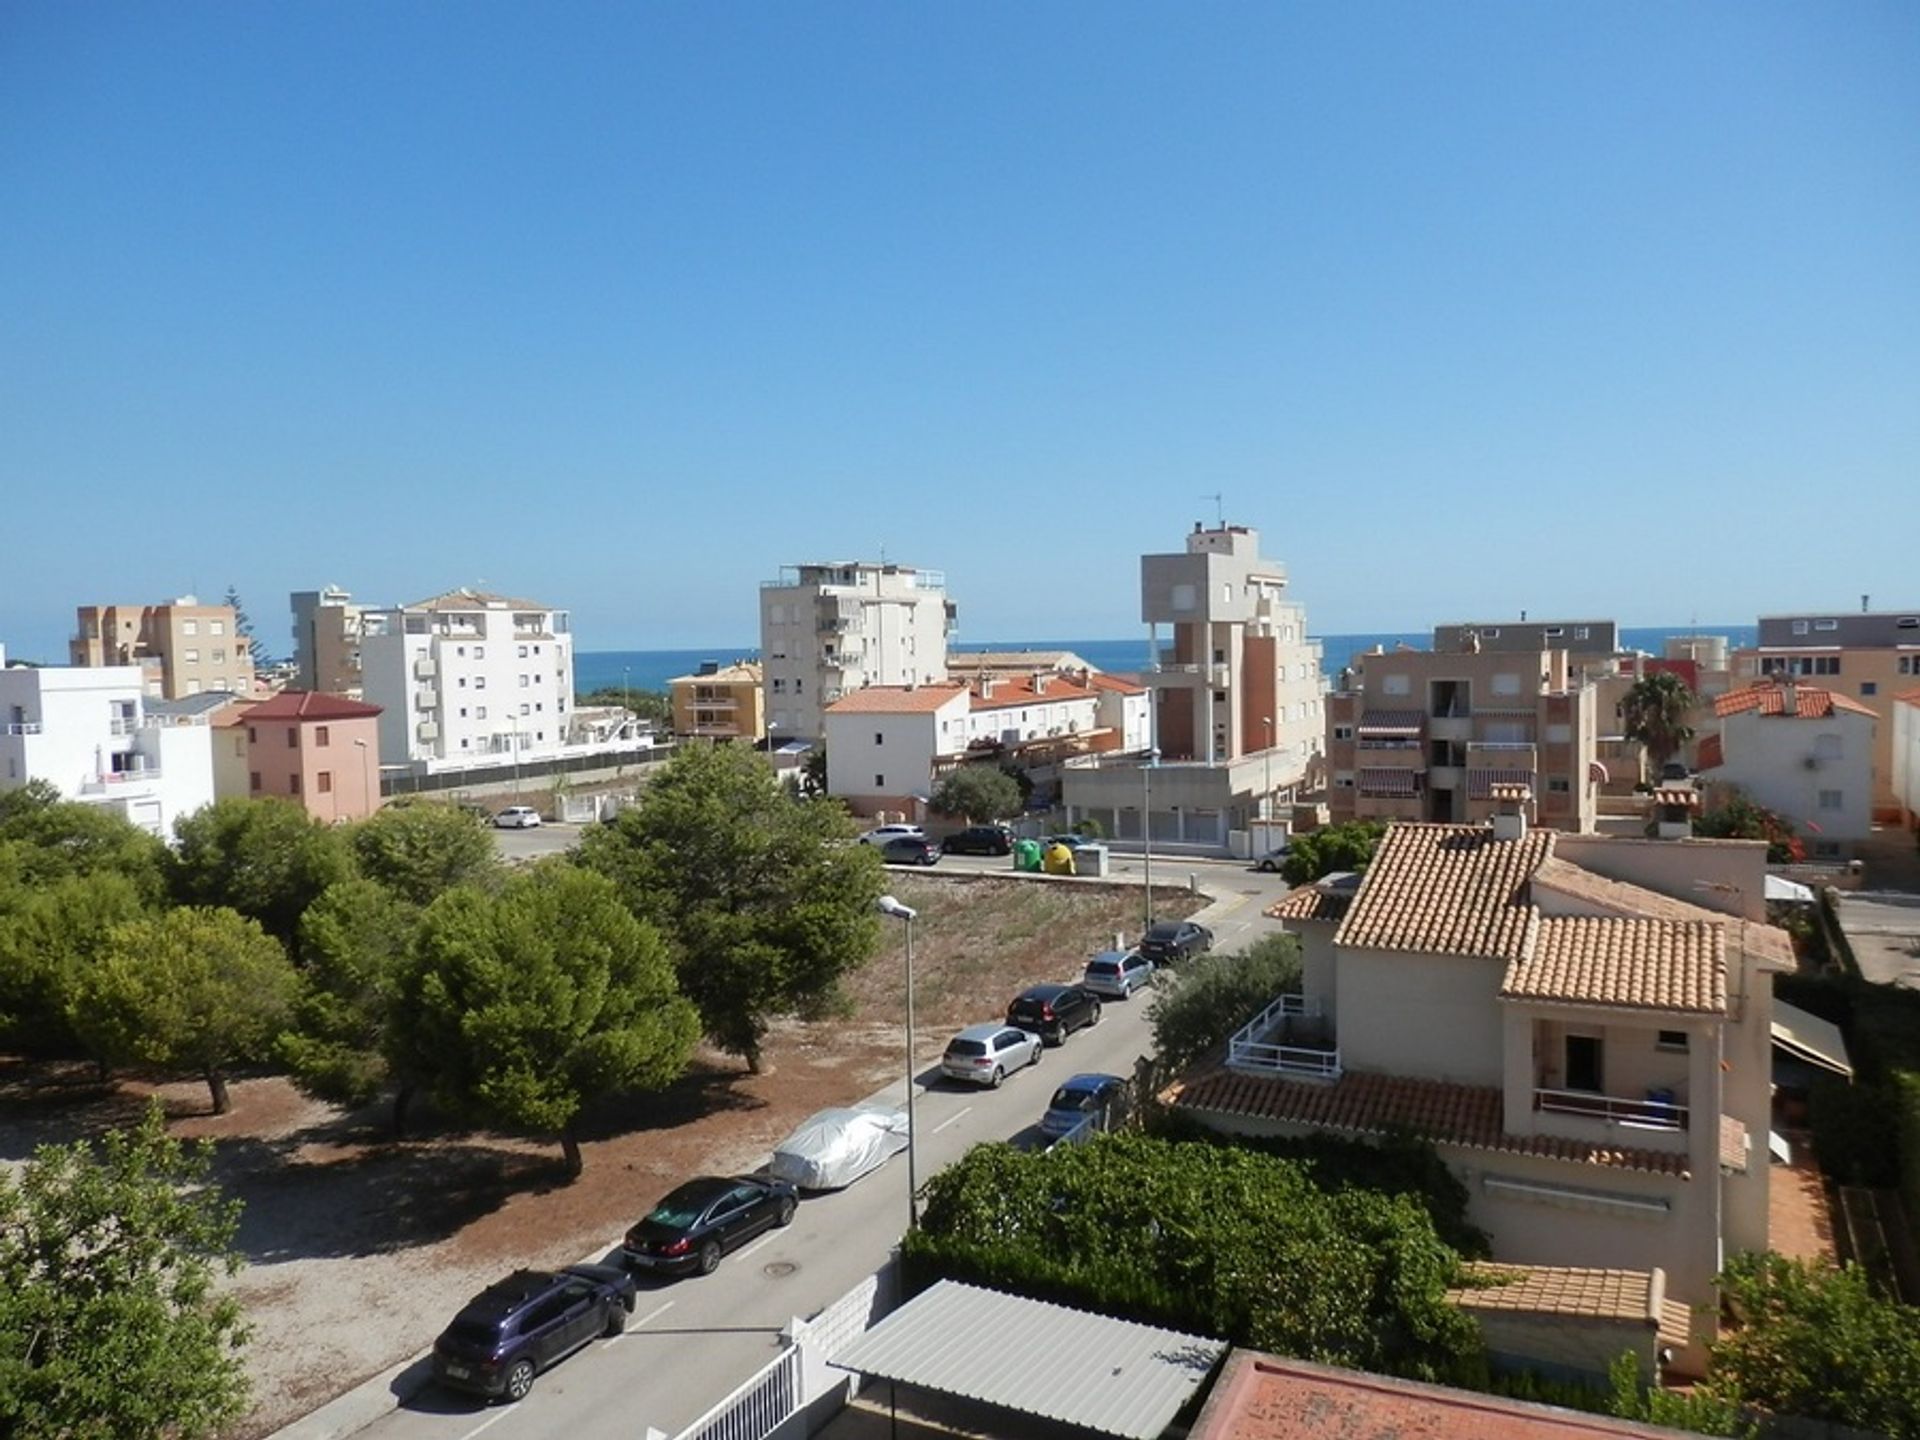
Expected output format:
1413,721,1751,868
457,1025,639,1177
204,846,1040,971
1013,838,1044,872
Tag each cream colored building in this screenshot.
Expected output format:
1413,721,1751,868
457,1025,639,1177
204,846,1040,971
668,661,765,742
1735,609,1920,817
1701,683,1877,859
1180,807,1789,1369
760,561,954,743
1326,639,1600,832
1896,689,1920,832
290,586,367,695
70,597,255,699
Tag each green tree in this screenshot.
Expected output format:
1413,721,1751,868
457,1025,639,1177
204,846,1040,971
576,743,882,1072
71,907,300,1114
170,796,357,951
223,584,269,668
1693,792,1804,864
348,800,498,905
0,870,150,1061
1280,820,1387,886
0,1102,249,1440
930,765,1022,823
391,862,700,1176
1149,933,1304,1075
276,879,423,1120
577,685,672,728
1706,1253,1920,1438
1620,671,1696,773
0,784,169,900
799,746,827,798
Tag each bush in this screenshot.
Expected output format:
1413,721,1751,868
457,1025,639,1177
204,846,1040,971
1148,933,1302,1075
1280,821,1386,886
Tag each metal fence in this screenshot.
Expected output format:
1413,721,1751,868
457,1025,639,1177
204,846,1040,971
381,741,676,798
674,1349,801,1440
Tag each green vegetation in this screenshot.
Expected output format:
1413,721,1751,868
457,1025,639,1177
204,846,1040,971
1692,792,1803,865
577,684,671,728
348,799,499,905
1148,933,1303,1075
1620,671,1696,772
1280,820,1386,885
0,1103,250,1440
577,743,883,1072
0,780,169,900
929,765,1022,823
169,797,357,951
0,869,150,1058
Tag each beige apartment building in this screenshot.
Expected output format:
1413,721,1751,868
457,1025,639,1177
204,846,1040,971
1326,637,1599,832
1735,609,1920,817
290,586,366,694
668,661,765,741
70,597,255,699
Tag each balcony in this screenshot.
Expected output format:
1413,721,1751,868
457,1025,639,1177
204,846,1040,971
413,656,437,680
6,722,43,735
82,764,161,794
1225,994,1340,1080
1429,716,1473,742
1534,1087,1689,1145
414,689,439,711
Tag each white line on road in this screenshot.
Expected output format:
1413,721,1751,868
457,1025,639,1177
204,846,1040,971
734,1233,777,1264
931,1106,973,1135
606,1298,677,1347
457,1407,516,1440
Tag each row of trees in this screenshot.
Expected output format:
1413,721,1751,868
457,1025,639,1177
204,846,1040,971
0,745,886,1173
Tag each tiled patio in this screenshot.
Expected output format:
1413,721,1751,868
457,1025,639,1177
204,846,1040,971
1768,1128,1837,1263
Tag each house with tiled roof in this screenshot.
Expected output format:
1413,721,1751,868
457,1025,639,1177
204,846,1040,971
1178,799,1789,1370
1700,682,1877,858
215,689,384,822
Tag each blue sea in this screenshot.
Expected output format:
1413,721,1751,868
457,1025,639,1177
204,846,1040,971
575,626,1758,697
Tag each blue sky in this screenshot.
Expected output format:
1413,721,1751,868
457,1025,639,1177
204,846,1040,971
3,3,1915,660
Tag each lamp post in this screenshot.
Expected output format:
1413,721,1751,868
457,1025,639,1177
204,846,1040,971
1141,747,1160,932
876,895,920,1228
1262,716,1274,824
352,738,374,816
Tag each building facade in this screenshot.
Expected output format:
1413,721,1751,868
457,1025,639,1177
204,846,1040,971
70,597,255,699
223,690,383,823
1895,689,1920,832
290,585,367,694
1432,619,1620,663
1735,609,1920,817
760,562,954,743
359,589,574,768
1325,640,1600,833
668,661,765,741
1701,683,1877,858
0,661,216,836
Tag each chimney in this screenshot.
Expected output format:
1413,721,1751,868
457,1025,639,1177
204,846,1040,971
1489,782,1531,841
1653,784,1699,840
1782,681,1797,717
1033,671,1048,695
979,677,995,700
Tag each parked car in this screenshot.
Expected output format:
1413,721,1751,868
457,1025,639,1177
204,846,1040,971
858,824,925,846
880,835,940,866
1138,919,1213,964
1039,1073,1129,1140
1006,983,1102,1046
1253,845,1292,873
1043,833,1102,854
940,1023,1044,1088
493,805,542,829
942,824,1014,856
767,1107,910,1191
1082,949,1156,999
432,1264,637,1402
621,1175,797,1277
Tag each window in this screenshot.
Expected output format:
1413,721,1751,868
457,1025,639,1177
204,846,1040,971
1381,674,1411,696
186,678,201,694
1171,583,1196,612
1656,1030,1689,1053
315,726,330,747
209,620,225,636
773,678,787,694
1901,657,1918,675
475,677,486,689
211,648,226,663
1213,648,1226,665
875,773,885,787
249,771,261,792
1547,776,1571,793
517,645,528,658
520,703,531,717
289,773,302,795
1544,626,1564,638
1818,789,1843,810
183,648,200,663
183,619,199,636
286,727,298,748
535,702,542,712
1545,723,1571,743
1482,627,1501,638
1861,682,1878,696
456,646,466,657
1815,619,1839,632
1333,725,1354,741
874,731,884,745
247,726,258,743
472,645,485,658
1574,626,1591,641
519,674,529,687
474,706,488,719
1334,772,1354,788
1791,620,1810,635
1491,673,1521,696
317,771,332,793
458,677,467,688
795,679,804,694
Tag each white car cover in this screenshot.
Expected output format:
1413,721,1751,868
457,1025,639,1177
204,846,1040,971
767,1107,911,1191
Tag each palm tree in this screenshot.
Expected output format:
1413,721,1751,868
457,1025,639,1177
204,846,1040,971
1620,672,1697,774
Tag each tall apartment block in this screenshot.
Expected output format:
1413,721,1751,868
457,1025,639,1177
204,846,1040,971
1734,608,1920,817
360,589,574,769
1141,522,1325,777
290,586,367,694
760,562,954,743
69,597,255,699
1326,636,1599,832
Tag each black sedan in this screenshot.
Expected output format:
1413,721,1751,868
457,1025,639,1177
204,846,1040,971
622,1175,798,1277
1006,983,1103,1046
1138,919,1213,965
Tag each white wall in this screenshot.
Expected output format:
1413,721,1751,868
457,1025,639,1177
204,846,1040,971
1337,946,1507,1085
363,603,574,764
824,694,968,805
1714,710,1874,846
1895,699,1920,823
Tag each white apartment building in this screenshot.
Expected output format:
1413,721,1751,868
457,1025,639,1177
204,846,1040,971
1701,683,1877,859
360,589,575,769
761,562,954,743
0,654,216,837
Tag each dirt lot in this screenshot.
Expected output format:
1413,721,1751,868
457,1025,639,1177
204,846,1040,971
0,874,1201,1439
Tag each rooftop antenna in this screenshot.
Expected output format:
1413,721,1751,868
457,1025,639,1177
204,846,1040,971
1201,492,1225,527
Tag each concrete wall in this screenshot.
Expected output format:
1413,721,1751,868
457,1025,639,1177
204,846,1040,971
1469,1307,1660,1388
1898,696,1920,828
825,694,967,812
1713,708,1876,853
1337,946,1506,1085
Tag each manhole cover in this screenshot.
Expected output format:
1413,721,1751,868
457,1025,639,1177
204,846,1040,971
764,1261,798,1279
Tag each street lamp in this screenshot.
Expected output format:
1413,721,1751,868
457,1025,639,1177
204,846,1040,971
876,895,920,1228
352,738,373,816
1141,747,1160,932
1262,716,1274,823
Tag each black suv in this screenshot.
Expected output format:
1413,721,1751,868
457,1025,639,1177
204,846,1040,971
1138,919,1213,965
942,824,1014,856
880,835,940,866
433,1265,637,1402
1006,983,1103,1046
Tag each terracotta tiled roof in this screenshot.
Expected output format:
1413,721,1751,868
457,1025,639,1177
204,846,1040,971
1502,917,1727,1014
968,674,1098,710
823,684,968,715
1448,1263,1659,1325
239,690,383,721
1269,884,1352,924
1333,824,1553,961
405,587,550,612
1659,1300,1694,1352
1085,672,1146,695
667,662,761,686
1899,688,1920,708
1173,1066,1689,1177
1695,734,1723,771
1714,684,1877,720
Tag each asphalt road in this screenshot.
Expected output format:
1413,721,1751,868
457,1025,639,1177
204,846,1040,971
339,839,1290,1440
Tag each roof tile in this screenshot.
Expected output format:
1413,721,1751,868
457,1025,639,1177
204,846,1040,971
1333,824,1553,960
1502,916,1727,1014
1714,683,1877,720
1448,1263,1659,1325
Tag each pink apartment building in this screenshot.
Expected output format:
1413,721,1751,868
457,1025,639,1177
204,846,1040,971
228,691,383,822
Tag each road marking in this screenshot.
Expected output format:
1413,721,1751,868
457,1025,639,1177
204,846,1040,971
735,1233,776,1263
606,1298,675,1347
931,1106,973,1135
457,1407,516,1440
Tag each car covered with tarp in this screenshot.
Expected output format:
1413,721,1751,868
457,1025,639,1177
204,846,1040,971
766,1106,911,1191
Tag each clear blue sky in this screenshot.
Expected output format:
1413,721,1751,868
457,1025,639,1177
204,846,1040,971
3,3,1915,660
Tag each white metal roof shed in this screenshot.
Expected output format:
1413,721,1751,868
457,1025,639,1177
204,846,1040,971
830,1281,1226,1440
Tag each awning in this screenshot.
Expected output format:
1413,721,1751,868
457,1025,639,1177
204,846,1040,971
830,1280,1225,1440
1467,767,1533,799
1358,767,1420,797
1765,874,1816,904
1357,710,1425,737
1771,1000,1853,1078
1588,760,1609,784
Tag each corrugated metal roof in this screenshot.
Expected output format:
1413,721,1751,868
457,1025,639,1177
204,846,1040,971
830,1281,1225,1440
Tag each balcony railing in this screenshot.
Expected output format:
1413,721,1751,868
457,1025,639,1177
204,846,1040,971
1535,1087,1688,1132
1226,994,1340,1080
5,722,43,735
82,766,161,793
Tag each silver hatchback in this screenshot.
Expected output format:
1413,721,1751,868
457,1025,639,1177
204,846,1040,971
940,1023,1043,1088
1082,949,1155,999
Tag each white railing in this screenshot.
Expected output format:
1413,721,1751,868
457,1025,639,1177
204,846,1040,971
1535,1087,1688,1132
82,767,160,793
4,722,41,735
675,1349,801,1440
1225,994,1340,1079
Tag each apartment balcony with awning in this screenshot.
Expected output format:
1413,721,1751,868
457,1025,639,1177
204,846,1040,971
1356,710,1425,745
1357,766,1424,798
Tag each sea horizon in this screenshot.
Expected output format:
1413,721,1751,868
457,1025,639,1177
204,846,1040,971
576,624,1759,696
